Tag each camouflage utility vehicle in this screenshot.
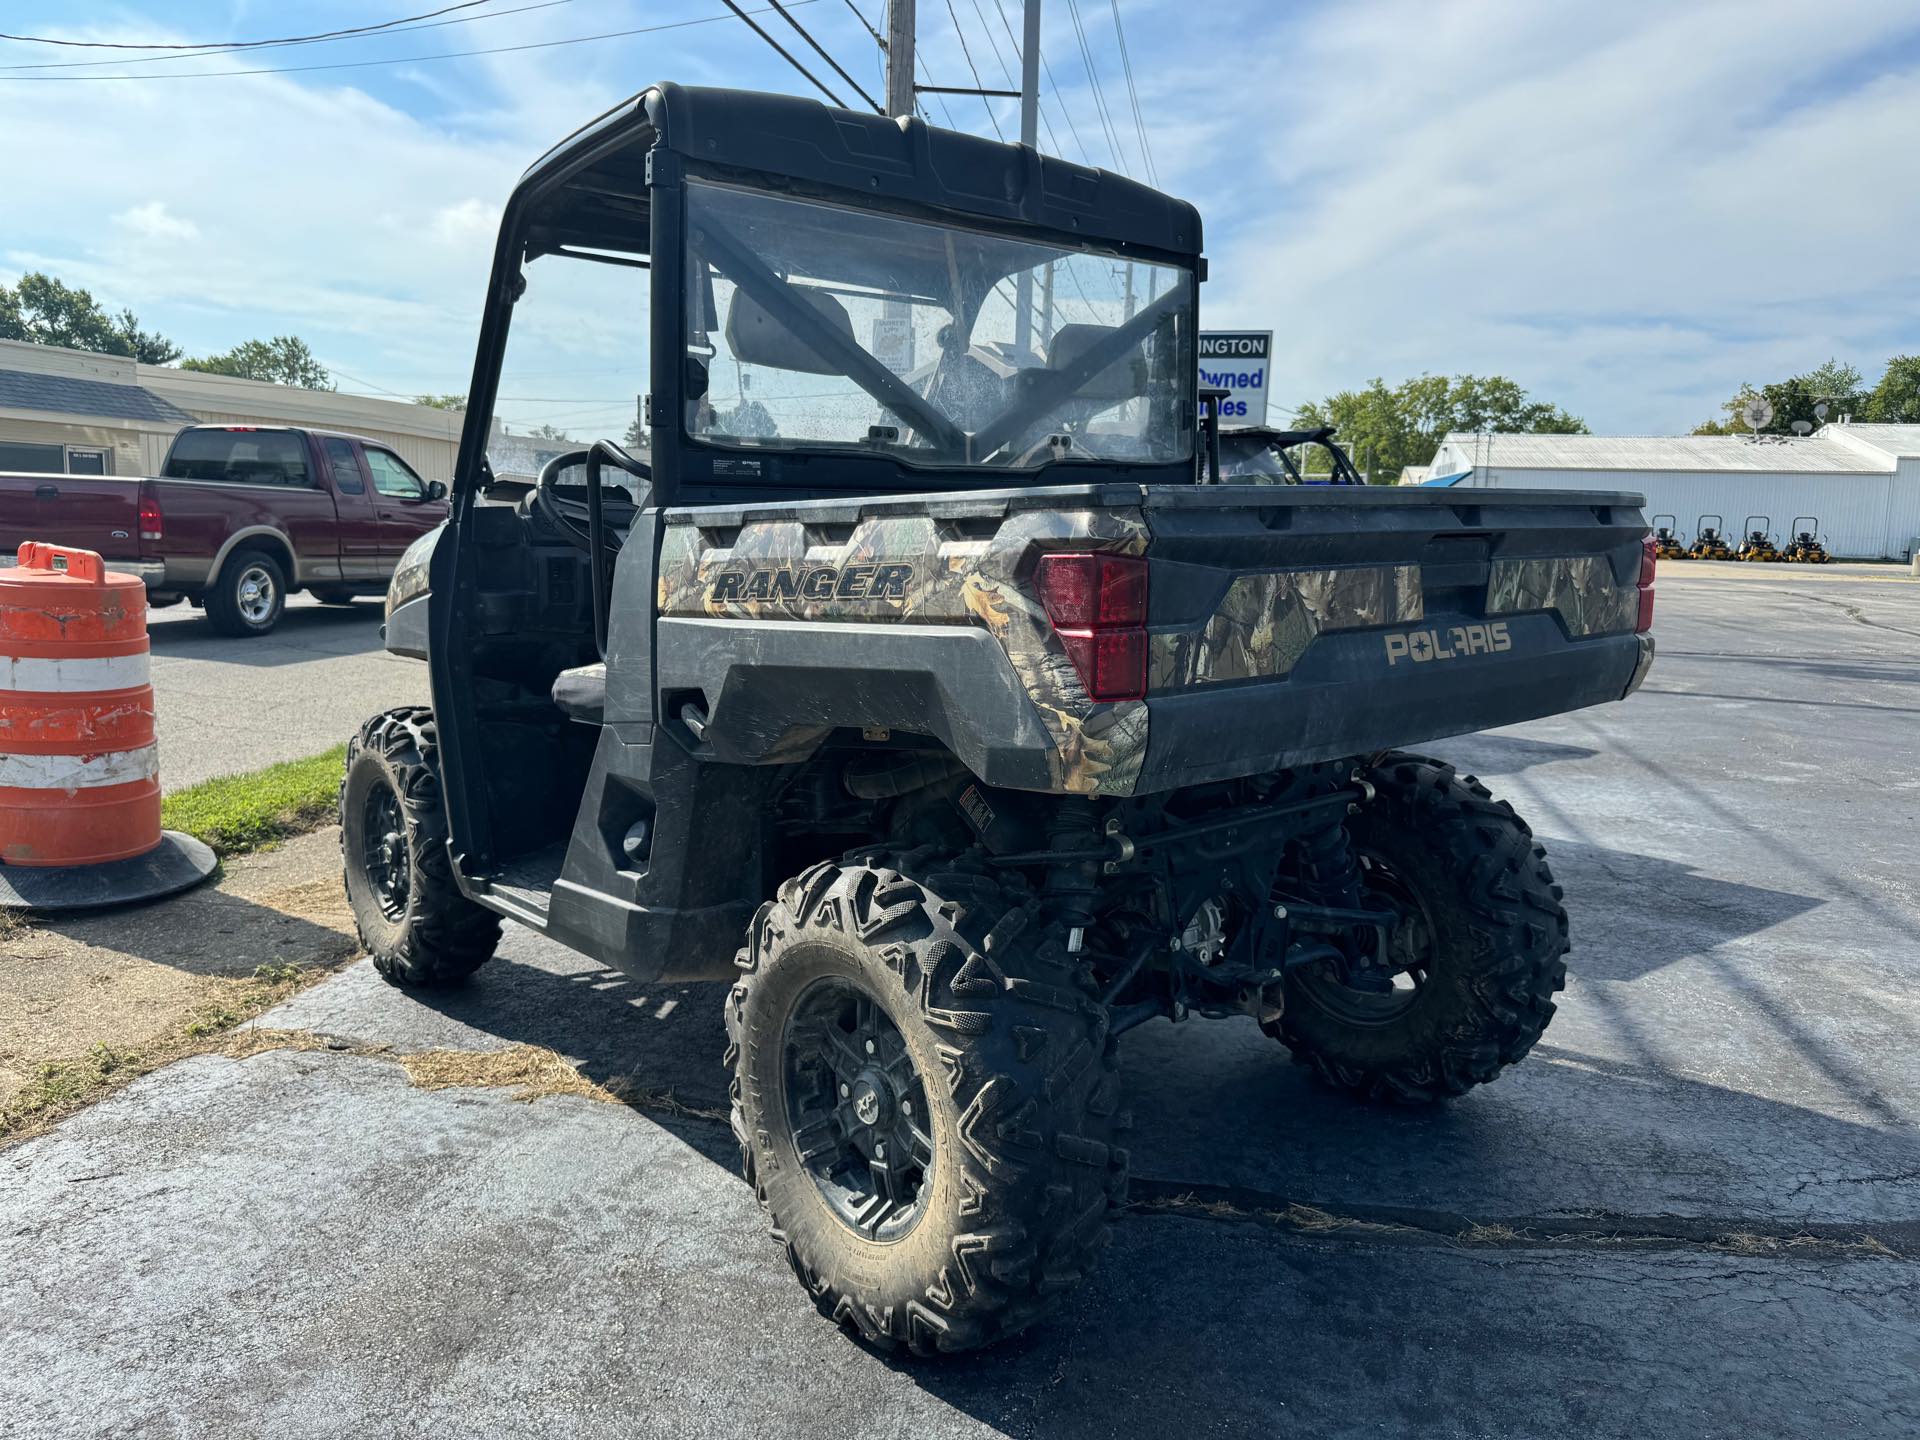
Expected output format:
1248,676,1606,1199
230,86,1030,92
345,84,1657,1354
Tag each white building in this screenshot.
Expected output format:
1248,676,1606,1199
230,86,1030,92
0,338,466,484
1421,426,1920,561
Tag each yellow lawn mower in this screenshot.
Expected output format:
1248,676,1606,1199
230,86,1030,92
1738,516,1782,562
1687,515,1733,561
1783,516,1831,564
1651,514,1689,560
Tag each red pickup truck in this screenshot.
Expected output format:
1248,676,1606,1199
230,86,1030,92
0,424,448,636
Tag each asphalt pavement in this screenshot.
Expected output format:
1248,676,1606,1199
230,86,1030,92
5,562,1919,1437
147,596,427,789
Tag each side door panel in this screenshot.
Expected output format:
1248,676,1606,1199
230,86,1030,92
364,446,449,559
322,438,385,580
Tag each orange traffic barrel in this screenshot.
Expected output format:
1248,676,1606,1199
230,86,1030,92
0,543,213,912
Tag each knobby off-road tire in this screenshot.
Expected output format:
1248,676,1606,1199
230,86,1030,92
204,546,288,637
341,706,501,988
1267,752,1569,1103
727,856,1128,1354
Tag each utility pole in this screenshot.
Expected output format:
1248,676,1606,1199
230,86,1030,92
880,0,917,365
1013,0,1042,358
885,0,916,119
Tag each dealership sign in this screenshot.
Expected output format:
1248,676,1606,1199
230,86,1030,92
1199,331,1273,426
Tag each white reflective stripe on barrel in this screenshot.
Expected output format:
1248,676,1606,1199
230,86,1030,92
0,744,159,790
0,651,152,693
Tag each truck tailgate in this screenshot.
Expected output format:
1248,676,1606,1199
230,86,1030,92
1136,484,1653,791
0,474,145,566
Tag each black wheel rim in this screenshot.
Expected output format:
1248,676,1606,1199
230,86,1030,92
362,779,410,922
1291,851,1435,1026
781,976,934,1242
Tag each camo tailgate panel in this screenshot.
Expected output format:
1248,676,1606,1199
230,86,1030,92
1486,554,1639,637
657,506,1150,794
1149,564,1423,689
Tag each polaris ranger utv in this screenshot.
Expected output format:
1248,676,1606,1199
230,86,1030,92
344,83,1656,1355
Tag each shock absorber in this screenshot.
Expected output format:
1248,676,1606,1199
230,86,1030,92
1289,780,1395,989
1043,796,1103,945
1292,809,1365,911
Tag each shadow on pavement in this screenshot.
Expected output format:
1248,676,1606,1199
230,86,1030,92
1445,734,1598,775
396,821,1907,1236
34,888,355,978
1539,836,1820,981
385,932,1920,1437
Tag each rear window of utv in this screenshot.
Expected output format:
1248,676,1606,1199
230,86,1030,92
164,430,313,488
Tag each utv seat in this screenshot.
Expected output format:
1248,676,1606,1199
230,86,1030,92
552,663,607,725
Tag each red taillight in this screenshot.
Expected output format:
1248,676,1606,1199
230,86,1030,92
138,492,163,543
1034,553,1148,628
1636,535,1656,632
1034,553,1149,702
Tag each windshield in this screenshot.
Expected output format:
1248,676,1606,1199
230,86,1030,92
685,181,1193,469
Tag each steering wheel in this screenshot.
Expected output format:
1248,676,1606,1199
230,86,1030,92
530,446,648,551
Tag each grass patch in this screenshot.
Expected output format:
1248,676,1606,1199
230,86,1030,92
161,744,348,856
0,964,322,1144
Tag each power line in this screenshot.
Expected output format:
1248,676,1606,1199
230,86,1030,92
967,0,1015,88
0,0,580,73
0,1,499,51
839,0,884,48
766,0,883,111
0,2,827,83
1106,0,1156,184
940,0,1004,138
1039,50,1093,164
717,0,850,107
1062,0,1128,174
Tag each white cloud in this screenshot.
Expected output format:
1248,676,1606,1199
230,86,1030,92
112,201,199,242
4,1,1914,437
1154,0,1920,433
428,199,498,245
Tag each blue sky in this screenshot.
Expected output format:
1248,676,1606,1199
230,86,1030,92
3,0,1918,437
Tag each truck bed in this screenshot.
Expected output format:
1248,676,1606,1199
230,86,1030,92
653,481,1653,797
1133,483,1652,789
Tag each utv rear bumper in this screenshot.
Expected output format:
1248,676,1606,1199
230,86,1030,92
1136,621,1649,794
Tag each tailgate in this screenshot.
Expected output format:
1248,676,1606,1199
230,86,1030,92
0,473,144,565
1136,485,1653,791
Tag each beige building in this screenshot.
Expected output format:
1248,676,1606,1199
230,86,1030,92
0,337,466,483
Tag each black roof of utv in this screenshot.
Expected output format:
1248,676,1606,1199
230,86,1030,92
519,81,1203,263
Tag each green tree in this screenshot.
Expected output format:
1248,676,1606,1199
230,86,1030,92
412,393,467,410
623,416,648,449
182,335,333,390
1864,355,1920,423
1293,373,1586,483
1692,359,1870,434
0,271,181,363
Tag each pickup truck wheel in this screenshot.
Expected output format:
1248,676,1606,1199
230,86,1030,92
205,548,287,636
1266,754,1569,1102
341,706,501,988
727,856,1127,1355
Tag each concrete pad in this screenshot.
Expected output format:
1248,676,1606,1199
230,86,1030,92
3,1047,1913,1440
4,563,1917,1436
